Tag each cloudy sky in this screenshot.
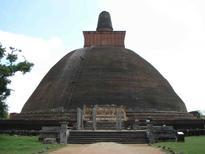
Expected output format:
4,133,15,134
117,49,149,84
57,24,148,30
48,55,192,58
0,0,205,113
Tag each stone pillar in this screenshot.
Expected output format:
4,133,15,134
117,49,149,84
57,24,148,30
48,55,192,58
77,108,83,130
60,122,69,144
92,105,97,130
116,108,122,130
81,108,84,129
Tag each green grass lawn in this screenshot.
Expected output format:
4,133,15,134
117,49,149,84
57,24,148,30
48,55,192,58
154,136,205,154
0,134,64,154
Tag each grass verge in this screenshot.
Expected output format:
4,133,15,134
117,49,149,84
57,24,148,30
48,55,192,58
0,134,64,154
154,136,205,154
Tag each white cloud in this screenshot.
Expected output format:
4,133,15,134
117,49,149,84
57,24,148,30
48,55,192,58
0,31,67,113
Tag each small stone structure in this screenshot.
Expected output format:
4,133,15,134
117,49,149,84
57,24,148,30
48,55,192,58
39,122,69,144
59,122,69,144
43,138,57,144
147,125,177,143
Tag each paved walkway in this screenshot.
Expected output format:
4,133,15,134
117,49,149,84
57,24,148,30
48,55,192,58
49,142,165,154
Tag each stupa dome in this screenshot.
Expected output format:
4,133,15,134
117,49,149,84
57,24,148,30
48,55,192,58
20,11,188,121
22,46,187,113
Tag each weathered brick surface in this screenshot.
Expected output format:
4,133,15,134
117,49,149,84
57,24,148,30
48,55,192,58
83,31,125,47
21,47,187,115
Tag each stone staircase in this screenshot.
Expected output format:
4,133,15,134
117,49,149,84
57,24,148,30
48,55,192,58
67,130,149,144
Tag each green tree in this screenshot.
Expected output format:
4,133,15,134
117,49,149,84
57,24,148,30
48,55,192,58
0,43,33,118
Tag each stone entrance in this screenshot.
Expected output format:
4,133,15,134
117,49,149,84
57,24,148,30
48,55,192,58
77,105,127,130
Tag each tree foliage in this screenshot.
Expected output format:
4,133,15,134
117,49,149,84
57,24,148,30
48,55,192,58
0,43,33,118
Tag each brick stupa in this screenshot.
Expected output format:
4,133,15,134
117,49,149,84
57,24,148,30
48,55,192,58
14,11,193,122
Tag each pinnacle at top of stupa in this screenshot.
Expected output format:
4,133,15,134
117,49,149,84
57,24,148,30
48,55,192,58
96,11,113,32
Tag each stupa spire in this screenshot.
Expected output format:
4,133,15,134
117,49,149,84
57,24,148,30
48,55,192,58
97,11,113,31
83,11,125,47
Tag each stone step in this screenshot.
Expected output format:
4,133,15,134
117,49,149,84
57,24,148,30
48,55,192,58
68,130,149,144
69,132,147,137
68,139,149,144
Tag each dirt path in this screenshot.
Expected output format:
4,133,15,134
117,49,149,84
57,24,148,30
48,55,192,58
49,142,165,154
